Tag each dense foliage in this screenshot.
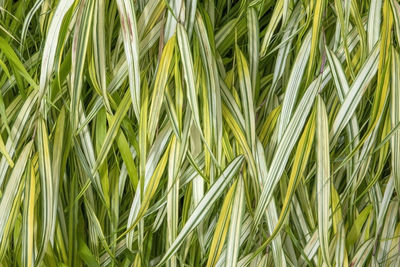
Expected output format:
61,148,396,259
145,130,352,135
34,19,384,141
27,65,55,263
0,0,400,266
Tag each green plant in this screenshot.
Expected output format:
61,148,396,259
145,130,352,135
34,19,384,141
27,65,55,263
0,0,399,266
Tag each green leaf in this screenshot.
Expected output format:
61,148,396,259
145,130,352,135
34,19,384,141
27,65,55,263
116,0,141,119
315,95,331,267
